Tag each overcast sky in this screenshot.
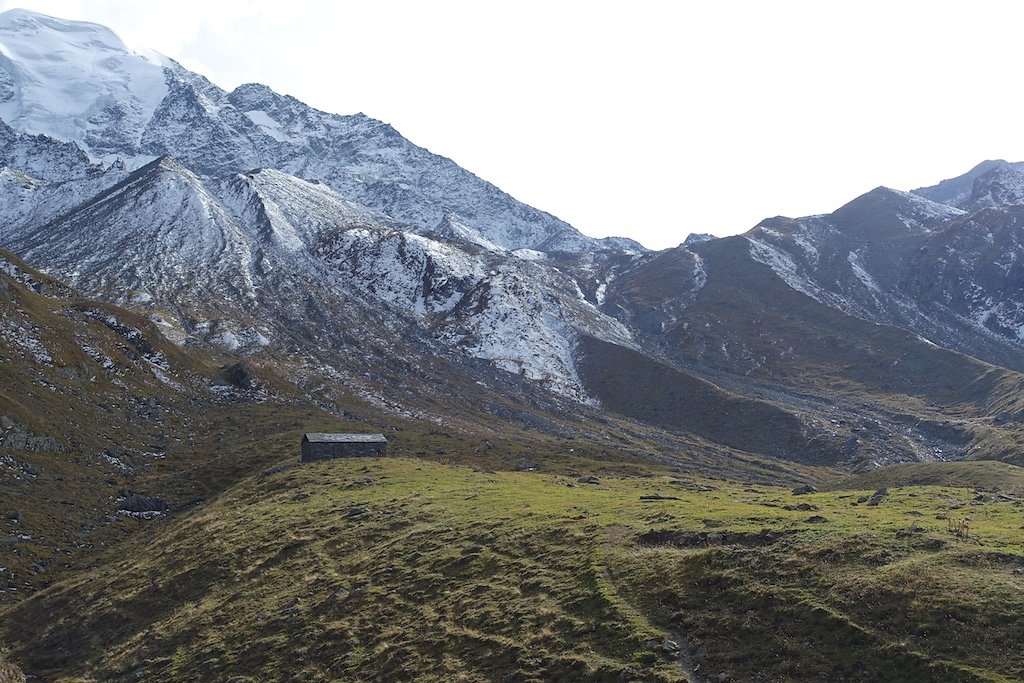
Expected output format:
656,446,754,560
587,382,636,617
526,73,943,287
2,0,1022,249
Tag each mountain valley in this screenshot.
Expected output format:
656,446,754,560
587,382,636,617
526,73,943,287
2,9,1024,682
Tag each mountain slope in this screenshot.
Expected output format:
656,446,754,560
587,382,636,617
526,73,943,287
4,154,640,402
4,456,1024,682
913,159,1024,209
600,234,1024,467
0,9,639,255
727,185,1024,373
0,9,171,158
4,11,1024,682
3,8,1024,474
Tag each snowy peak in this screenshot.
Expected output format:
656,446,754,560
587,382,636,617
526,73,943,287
0,8,118,40
964,164,1024,211
215,167,403,253
13,153,261,306
682,232,716,247
0,9,170,158
828,186,963,239
913,159,1011,207
0,10,639,256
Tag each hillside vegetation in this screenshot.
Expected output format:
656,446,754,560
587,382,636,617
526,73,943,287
3,456,1022,682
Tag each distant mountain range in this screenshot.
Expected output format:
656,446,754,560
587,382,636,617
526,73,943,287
3,7,1024,472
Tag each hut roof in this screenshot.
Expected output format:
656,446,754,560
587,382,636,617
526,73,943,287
303,432,387,444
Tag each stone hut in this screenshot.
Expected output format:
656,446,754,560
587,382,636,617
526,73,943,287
300,433,387,462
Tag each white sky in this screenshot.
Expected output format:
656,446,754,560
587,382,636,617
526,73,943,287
2,0,1022,249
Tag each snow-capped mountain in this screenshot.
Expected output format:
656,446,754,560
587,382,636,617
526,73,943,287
1,148,635,402
6,8,1024,469
0,8,650,404
0,8,640,256
716,183,1024,372
912,159,1024,210
0,9,171,158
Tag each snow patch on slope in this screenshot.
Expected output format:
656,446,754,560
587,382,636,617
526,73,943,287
847,249,881,293
0,9,171,159
747,236,817,300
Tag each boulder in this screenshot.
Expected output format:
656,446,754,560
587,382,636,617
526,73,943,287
119,493,169,513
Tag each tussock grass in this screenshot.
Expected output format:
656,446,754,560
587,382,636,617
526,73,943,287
3,457,1023,682
834,461,1024,493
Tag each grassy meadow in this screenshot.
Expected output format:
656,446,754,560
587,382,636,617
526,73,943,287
3,456,1022,682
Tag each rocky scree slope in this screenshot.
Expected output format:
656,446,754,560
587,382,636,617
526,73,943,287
1,151,637,405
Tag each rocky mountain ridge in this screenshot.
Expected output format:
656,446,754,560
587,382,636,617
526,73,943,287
0,9,640,256
3,9,1024,472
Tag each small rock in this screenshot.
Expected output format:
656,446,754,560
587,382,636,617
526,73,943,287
578,475,600,485
351,476,376,487
6,510,21,523
617,665,640,682
791,484,817,496
717,673,729,682
662,638,680,652
345,507,368,518
806,515,829,524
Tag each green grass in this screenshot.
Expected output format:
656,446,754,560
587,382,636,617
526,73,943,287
3,457,1023,682
834,461,1024,493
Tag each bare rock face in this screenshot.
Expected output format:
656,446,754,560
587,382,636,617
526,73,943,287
119,492,169,514
0,417,61,454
